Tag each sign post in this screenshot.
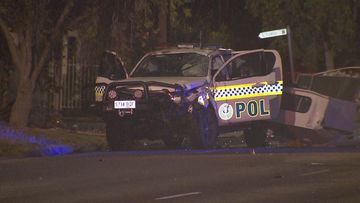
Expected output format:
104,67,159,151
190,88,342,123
286,26,295,83
259,27,295,84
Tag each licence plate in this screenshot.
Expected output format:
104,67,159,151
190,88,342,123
114,100,136,109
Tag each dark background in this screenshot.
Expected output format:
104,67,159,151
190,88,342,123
0,0,359,127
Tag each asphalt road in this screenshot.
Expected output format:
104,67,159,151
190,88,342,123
1,148,360,203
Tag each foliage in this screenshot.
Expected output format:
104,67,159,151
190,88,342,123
246,0,360,72
92,0,163,68
0,0,99,128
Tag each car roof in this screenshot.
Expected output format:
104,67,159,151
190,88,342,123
146,47,232,57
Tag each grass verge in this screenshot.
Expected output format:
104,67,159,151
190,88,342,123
0,139,39,158
0,124,106,158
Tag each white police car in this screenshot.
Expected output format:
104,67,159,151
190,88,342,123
95,46,283,149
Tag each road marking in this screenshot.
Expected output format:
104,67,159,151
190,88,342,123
300,169,330,176
311,162,325,166
155,192,201,200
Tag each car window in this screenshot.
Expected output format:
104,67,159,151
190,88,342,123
216,52,272,81
264,52,276,73
132,53,209,77
212,56,224,71
211,56,225,77
281,92,312,113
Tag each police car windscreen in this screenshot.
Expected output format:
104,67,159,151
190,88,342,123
132,53,209,77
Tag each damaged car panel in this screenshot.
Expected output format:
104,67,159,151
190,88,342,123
293,67,359,133
274,67,360,145
99,48,226,149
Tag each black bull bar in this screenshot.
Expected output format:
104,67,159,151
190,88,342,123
105,81,184,101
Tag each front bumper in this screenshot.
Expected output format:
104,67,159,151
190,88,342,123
101,81,195,122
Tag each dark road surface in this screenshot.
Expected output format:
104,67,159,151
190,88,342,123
1,148,360,203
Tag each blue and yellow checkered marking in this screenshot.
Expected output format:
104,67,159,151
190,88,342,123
214,81,283,101
95,85,106,102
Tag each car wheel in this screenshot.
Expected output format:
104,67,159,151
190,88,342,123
191,108,219,149
106,120,128,150
244,124,267,148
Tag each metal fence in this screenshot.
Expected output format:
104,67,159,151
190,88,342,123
35,62,97,118
59,62,97,111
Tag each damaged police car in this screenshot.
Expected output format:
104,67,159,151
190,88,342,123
95,46,283,149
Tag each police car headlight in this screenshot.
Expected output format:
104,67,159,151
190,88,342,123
197,95,205,106
169,85,183,104
197,93,209,107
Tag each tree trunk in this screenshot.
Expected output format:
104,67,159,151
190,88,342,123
158,0,168,45
324,41,335,70
9,79,35,129
1,1,73,129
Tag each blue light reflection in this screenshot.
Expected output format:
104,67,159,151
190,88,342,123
0,122,73,156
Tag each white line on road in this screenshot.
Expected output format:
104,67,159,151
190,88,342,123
311,162,325,166
300,169,330,176
155,192,202,200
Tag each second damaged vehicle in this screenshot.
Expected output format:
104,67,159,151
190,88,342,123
95,46,284,149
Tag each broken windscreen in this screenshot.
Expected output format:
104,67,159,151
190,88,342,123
131,53,209,77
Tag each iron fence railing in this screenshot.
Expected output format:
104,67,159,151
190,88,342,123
36,62,98,117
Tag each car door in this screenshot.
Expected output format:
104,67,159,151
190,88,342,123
211,49,283,126
95,51,128,102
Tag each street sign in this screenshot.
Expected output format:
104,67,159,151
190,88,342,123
258,28,287,39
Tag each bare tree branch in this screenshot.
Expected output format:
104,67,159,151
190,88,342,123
0,17,23,72
31,1,74,81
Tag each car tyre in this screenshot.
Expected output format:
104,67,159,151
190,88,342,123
106,120,128,150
